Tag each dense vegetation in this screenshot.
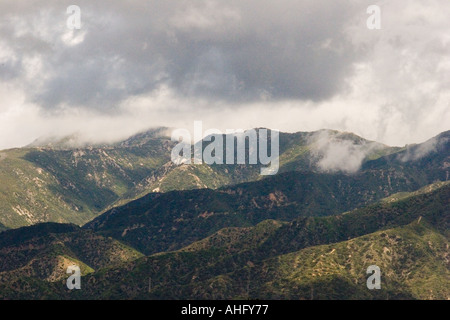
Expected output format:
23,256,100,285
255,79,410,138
0,129,448,300
0,128,429,228
0,181,448,299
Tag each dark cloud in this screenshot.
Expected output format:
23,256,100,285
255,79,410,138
0,0,448,149
0,0,363,110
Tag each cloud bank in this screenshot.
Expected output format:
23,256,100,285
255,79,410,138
0,0,449,149
308,130,384,173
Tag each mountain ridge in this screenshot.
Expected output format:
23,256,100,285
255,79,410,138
1,128,448,229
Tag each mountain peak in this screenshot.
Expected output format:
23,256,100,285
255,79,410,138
118,127,171,147
25,127,172,150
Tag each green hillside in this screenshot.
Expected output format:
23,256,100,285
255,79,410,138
0,129,447,229
191,221,449,300
0,181,447,299
0,129,448,300
2,181,441,300
85,166,448,255
0,223,143,299
0,134,174,228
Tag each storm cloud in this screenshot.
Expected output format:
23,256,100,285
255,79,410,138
0,0,362,110
0,0,449,149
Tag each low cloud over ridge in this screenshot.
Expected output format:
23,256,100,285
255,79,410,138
0,0,449,149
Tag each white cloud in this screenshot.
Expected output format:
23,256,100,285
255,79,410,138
0,0,449,149
307,130,384,173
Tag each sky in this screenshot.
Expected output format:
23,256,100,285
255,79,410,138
0,0,449,149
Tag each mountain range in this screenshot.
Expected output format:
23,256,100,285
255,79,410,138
0,128,448,299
